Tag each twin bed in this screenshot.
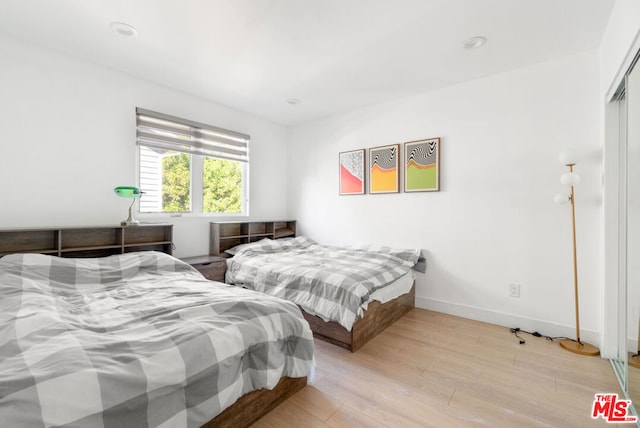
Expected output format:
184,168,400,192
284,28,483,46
0,251,313,427
224,236,423,352
0,224,423,427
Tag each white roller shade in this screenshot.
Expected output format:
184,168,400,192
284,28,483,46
136,108,249,163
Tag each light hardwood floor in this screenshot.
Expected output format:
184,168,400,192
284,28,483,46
253,309,635,427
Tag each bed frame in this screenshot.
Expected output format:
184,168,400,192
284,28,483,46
301,284,415,352
202,376,306,428
0,225,307,428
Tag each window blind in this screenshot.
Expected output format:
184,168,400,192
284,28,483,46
136,108,249,163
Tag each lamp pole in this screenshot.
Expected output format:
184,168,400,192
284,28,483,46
569,165,581,343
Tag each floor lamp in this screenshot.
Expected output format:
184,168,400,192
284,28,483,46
554,150,599,356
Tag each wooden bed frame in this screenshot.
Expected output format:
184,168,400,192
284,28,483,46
0,225,307,428
202,376,306,428
301,284,415,352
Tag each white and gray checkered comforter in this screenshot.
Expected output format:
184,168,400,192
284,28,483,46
226,237,422,330
0,251,313,428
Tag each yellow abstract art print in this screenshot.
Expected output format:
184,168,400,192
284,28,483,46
369,144,399,194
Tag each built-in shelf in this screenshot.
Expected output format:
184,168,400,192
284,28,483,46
210,220,296,256
0,224,173,258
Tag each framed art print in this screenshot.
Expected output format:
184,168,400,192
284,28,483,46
369,144,400,194
339,149,365,195
404,137,440,192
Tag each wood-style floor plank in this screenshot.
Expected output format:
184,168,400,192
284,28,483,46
252,309,631,427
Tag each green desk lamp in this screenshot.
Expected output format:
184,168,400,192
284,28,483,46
114,186,143,226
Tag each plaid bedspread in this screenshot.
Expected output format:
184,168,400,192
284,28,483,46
0,251,313,428
226,237,422,330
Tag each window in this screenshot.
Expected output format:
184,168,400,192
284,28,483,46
136,108,249,215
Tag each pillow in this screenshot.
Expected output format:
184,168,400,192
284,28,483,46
224,238,273,256
224,243,249,256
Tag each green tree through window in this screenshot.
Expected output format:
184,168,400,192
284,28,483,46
162,153,190,212
204,158,242,213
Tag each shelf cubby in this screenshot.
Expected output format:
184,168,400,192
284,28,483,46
0,229,59,256
61,228,121,250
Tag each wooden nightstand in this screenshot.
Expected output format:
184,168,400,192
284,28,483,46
181,255,227,282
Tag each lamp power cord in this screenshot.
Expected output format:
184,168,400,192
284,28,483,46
509,327,570,345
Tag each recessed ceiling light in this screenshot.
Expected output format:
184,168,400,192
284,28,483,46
110,22,138,38
286,98,301,105
463,36,487,50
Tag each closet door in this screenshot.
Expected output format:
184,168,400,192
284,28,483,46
626,61,640,406
614,93,627,390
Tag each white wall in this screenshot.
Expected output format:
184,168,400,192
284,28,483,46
0,35,289,258
287,51,602,343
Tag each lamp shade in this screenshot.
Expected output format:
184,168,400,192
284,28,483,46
560,172,581,186
114,186,142,198
558,150,578,166
554,193,569,204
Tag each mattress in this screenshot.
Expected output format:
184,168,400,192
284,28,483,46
368,270,415,304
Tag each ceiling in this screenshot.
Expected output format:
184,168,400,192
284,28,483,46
0,0,615,126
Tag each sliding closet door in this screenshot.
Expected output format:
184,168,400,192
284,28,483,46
614,93,628,390
627,62,640,407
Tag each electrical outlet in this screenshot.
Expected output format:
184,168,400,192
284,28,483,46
509,284,520,298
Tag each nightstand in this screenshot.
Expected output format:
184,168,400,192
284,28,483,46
181,255,227,282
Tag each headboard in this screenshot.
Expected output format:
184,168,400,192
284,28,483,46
0,224,173,258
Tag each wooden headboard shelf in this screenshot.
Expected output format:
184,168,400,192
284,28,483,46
209,220,296,256
0,224,173,258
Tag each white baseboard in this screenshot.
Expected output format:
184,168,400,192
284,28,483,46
415,296,602,351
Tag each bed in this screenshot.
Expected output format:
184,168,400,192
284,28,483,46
224,236,424,352
0,250,314,428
